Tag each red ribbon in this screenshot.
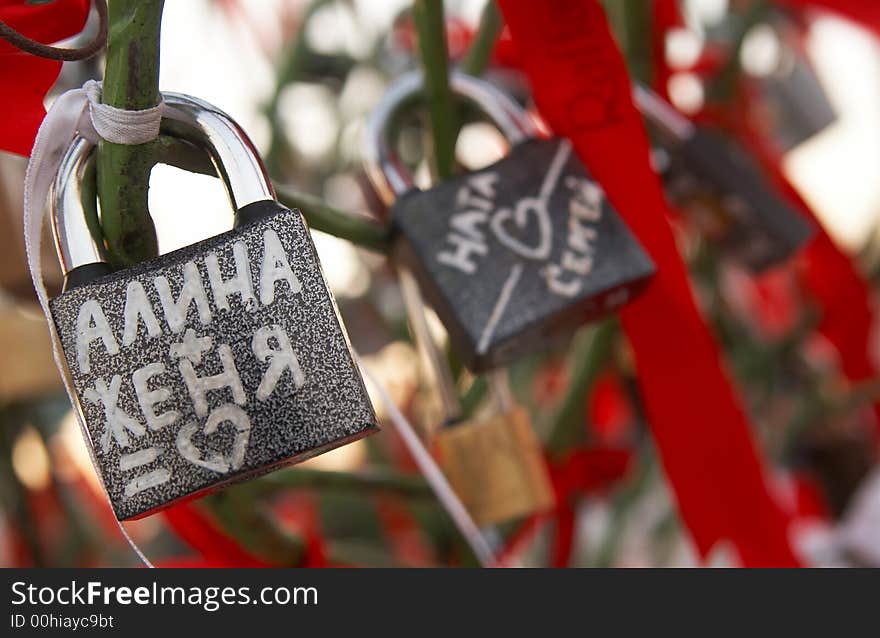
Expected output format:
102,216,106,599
548,448,633,567
271,492,327,568
375,496,435,567
164,498,329,568
163,503,270,567
497,0,799,566
0,0,90,156
727,76,880,430
652,5,879,427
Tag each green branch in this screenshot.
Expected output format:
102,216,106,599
245,467,434,499
275,186,391,252
602,0,652,83
202,491,305,566
413,0,456,179
97,0,164,267
546,321,617,456
461,1,502,76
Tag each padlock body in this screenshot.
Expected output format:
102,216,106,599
436,407,555,527
392,137,655,372
50,204,378,520
663,129,814,272
755,53,836,152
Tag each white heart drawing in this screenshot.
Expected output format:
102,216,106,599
176,404,252,474
490,197,553,261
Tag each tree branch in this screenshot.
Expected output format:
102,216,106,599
274,186,391,252
414,0,456,179
461,1,502,76
97,0,164,268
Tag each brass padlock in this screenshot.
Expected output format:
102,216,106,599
435,405,555,527
362,72,556,526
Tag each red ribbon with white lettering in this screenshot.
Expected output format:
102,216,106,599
497,0,800,566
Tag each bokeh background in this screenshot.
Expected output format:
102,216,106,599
2,0,880,567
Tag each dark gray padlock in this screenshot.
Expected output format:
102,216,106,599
635,84,814,273
49,93,378,521
752,11,836,152
364,72,655,373
755,51,836,152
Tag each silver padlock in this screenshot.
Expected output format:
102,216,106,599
49,93,378,521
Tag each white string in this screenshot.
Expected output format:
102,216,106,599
356,356,496,567
23,81,165,568
83,81,164,145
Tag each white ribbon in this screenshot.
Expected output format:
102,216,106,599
83,81,164,145
24,80,167,342
23,81,495,568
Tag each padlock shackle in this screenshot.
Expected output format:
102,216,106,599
632,83,695,144
160,92,275,208
362,72,536,427
362,70,539,207
51,92,276,281
52,135,106,282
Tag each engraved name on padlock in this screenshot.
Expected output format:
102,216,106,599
363,75,562,525
364,71,655,372
49,94,378,521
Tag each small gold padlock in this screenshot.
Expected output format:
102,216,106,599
435,406,555,527
362,71,558,528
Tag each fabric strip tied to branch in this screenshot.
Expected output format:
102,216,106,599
497,0,799,566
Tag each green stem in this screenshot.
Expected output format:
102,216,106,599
602,0,651,82
97,0,164,268
202,491,305,566
460,376,488,419
245,467,434,499
460,1,502,76
275,186,391,252
452,0,503,147
624,0,653,84
546,321,617,456
413,0,456,179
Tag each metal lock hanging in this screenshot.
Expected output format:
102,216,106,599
362,73,556,526
364,71,655,373
635,84,814,273
751,10,836,152
48,93,378,521
434,396,555,528
397,273,556,527
755,48,836,152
